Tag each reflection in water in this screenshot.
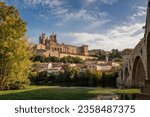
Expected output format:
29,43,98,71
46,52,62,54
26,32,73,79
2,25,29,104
117,93,137,100
93,93,137,100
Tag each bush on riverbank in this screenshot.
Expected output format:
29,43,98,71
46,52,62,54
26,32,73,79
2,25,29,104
29,66,118,87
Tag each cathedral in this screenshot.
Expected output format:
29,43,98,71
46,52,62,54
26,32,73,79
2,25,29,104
29,33,89,58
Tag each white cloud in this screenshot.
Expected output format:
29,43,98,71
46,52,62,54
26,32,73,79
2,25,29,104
65,9,107,22
99,0,118,5
130,6,146,21
22,0,110,27
25,0,64,8
86,0,97,3
62,21,145,51
55,8,110,29
29,0,146,50
60,4,146,51
3,0,145,51
85,0,118,5
38,13,49,20
52,7,68,16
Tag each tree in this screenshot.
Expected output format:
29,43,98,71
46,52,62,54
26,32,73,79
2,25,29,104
60,56,83,63
31,56,46,62
109,49,122,61
122,49,133,55
97,53,106,61
45,56,60,62
0,1,31,90
73,56,83,63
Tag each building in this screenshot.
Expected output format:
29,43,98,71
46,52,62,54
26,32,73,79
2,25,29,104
29,33,89,58
87,64,101,71
88,49,105,56
112,62,120,67
86,64,112,72
32,62,53,72
99,65,112,71
47,67,62,74
84,60,108,65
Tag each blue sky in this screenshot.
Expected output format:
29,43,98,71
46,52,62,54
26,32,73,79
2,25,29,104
2,0,147,50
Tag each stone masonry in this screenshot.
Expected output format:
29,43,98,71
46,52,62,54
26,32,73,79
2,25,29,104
29,33,89,58
117,0,150,99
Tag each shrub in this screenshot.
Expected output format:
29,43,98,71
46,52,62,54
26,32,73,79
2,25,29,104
29,68,118,87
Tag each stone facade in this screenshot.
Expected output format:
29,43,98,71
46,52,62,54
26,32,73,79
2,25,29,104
117,0,150,99
29,33,89,57
88,49,105,56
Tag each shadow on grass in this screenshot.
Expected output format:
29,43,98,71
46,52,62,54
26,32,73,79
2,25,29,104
0,86,139,100
0,87,104,100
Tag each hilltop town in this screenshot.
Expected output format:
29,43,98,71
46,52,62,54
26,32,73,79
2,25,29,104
28,33,92,60
1,0,149,100
28,33,127,74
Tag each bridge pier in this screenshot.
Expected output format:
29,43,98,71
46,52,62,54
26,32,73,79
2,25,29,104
117,0,150,99
136,80,150,100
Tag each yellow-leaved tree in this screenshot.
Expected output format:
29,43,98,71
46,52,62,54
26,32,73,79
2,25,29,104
0,1,32,90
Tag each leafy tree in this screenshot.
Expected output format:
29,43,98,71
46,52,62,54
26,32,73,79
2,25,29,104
31,56,83,63
45,56,60,62
32,62,41,72
60,56,83,63
109,49,122,61
73,56,83,63
60,56,73,63
0,1,31,90
97,54,106,61
62,65,74,86
122,49,133,55
31,56,46,62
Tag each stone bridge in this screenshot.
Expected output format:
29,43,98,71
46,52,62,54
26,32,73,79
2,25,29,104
117,0,150,99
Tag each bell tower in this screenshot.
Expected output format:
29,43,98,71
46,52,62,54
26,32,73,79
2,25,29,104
39,33,46,45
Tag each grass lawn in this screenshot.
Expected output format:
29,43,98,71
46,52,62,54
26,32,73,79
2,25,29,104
0,86,140,100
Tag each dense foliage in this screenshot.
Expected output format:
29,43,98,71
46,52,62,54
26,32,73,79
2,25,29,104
31,56,83,63
0,1,31,90
91,49,122,62
97,53,106,61
29,66,118,87
109,49,122,61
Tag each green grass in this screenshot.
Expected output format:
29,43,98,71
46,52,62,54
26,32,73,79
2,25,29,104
0,86,140,100
113,89,141,94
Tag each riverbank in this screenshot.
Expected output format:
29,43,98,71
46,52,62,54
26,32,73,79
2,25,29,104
0,86,140,100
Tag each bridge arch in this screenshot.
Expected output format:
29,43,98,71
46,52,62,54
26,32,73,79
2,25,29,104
147,32,150,79
120,70,123,81
124,67,129,85
132,56,146,87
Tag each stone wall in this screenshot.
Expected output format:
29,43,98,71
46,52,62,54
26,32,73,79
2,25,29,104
35,50,59,58
117,37,147,88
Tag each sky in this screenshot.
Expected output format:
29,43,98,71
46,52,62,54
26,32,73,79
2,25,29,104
2,0,148,51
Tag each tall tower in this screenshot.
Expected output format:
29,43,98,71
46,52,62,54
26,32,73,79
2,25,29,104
50,33,57,43
39,33,46,45
81,45,88,56
105,52,109,63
